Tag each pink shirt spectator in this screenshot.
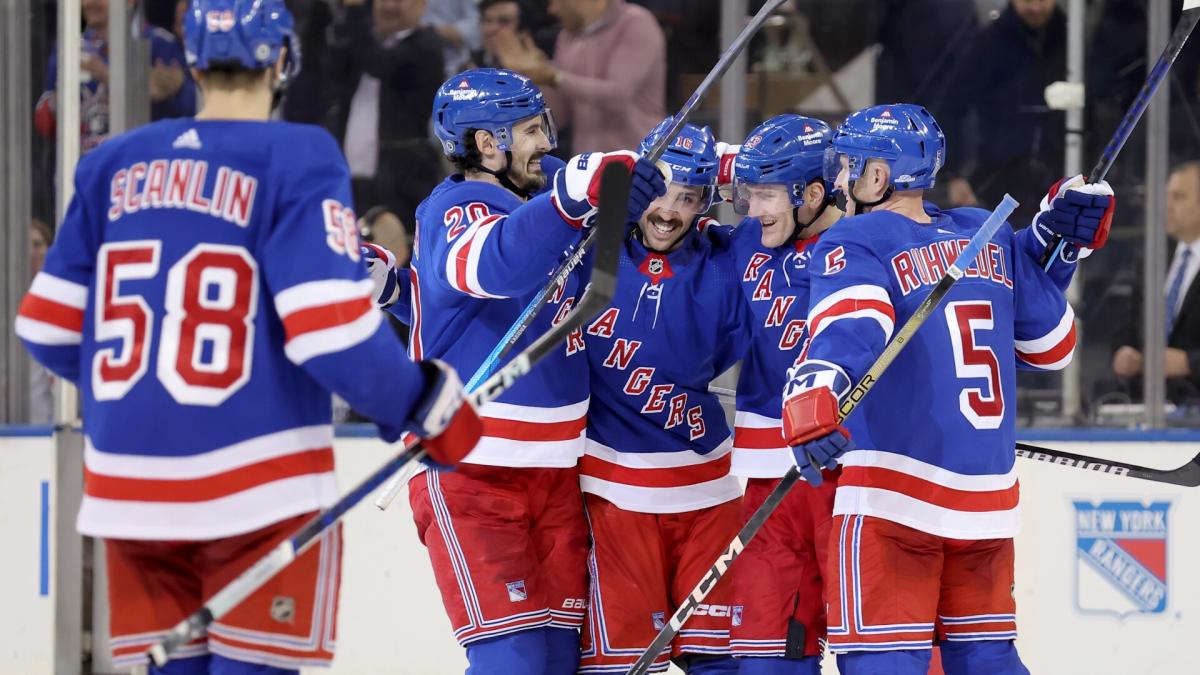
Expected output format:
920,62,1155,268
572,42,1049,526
546,0,666,152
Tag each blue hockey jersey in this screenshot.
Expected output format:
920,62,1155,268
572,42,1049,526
729,220,824,479
579,225,752,513
408,164,591,468
790,207,1076,539
16,118,425,541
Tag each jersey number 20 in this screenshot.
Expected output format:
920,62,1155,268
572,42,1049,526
93,240,257,406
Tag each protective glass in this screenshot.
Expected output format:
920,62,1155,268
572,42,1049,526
733,180,794,217
501,109,558,152
652,182,711,214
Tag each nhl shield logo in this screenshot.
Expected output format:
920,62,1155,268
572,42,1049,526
648,257,664,276
506,580,528,602
1074,500,1170,617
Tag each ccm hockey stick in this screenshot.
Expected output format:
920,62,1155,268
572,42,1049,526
627,194,1019,675
1016,442,1200,486
148,164,632,666
1040,0,1200,268
373,0,790,511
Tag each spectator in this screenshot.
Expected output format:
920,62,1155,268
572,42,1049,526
326,0,445,229
494,0,666,153
30,219,55,424
939,0,1066,228
281,0,335,124
423,0,481,75
874,0,978,114
630,0,719,110
33,0,196,151
471,0,534,69
1111,161,1200,405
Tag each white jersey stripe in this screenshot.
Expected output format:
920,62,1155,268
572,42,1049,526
274,278,375,318
77,473,339,540
284,305,381,365
84,426,333,479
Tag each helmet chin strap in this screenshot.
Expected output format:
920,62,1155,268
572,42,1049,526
472,151,531,199
847,179,893,214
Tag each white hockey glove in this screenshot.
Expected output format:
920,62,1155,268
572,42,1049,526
361,242,400,308
551,151,667,228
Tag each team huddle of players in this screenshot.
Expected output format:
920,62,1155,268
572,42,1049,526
15,1,1118,675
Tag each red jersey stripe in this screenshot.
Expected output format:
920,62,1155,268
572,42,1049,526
810,298,896,336
85,447,334,502
734,425,786,449
579,453,732,488
19,293,85,332
282,297,373,341
1017,322,1076,366
838,465,1019,512
482,415,586,442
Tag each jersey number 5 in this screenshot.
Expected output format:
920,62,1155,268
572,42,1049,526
944,300,1004,429
94,240,258,406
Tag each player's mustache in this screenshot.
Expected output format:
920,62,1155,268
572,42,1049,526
648,214,684,230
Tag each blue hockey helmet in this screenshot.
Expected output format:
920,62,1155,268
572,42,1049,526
433,68,557,158
733,114,833,215
823,103,945,192
638,116,719,212
183,0,299,85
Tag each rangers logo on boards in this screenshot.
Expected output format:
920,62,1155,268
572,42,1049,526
1074,500,1169,617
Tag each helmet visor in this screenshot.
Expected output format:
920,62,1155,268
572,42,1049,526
733,180,793,217
502,109,558,153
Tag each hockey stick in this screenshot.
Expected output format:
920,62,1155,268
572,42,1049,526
147,164,632,666
372,0,789,511
466,0,787,388
1015,441,1200,486
626,194,1019,675
1039,0,1200,268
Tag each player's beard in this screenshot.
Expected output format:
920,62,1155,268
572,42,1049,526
508,151,547,194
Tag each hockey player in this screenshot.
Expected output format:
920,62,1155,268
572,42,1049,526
14,1,483,673
780,103,1096,675
723,115,843,675
577,119,751,675
395,68,666,675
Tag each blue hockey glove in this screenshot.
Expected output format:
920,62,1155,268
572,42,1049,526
782,387,855,486
1033,174,1115,250
552,151,667,228
361,242,400,308
408,359,483,468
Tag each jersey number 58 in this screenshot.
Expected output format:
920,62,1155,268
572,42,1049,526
93,240,258,406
